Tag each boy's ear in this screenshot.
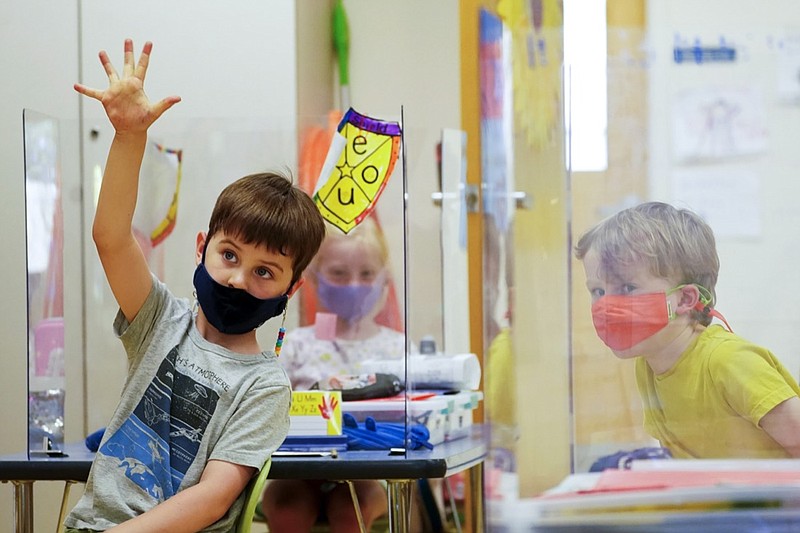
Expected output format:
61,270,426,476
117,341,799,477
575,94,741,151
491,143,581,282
675,284,700,315
287,277,305,298
195,232,208,265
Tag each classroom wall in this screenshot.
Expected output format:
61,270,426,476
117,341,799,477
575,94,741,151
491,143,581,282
341,0,462,348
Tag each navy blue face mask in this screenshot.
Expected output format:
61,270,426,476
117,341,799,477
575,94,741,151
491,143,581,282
192,241,289,335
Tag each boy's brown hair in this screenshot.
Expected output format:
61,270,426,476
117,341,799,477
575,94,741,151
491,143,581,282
208,171,326,287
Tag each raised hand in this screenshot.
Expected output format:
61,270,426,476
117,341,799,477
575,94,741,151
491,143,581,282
74,39,180,134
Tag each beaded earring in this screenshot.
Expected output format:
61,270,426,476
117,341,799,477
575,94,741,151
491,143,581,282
274,306,288,356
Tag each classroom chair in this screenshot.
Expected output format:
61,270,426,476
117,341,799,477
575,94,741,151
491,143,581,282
56,480,80,533
236,458,274,533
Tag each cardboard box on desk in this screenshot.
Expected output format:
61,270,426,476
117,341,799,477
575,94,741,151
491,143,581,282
288,391,342,436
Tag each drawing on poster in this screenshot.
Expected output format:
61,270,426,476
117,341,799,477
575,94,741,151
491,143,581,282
671,86,768,163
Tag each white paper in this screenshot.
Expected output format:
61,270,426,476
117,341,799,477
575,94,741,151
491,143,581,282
776,31,800,104
313,132,347,196
671,167,761,238
672,86,768,162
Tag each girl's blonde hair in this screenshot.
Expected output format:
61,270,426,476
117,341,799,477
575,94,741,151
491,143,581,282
313,215,390,271
575,202,719,326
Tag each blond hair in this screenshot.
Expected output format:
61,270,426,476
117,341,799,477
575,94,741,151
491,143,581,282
575,202,719,325
313,215,390,271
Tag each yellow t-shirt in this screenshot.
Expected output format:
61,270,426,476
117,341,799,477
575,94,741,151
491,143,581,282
486,327,516,428
635,325,800,459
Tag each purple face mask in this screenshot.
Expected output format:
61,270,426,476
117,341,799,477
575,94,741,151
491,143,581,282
316,272,386,324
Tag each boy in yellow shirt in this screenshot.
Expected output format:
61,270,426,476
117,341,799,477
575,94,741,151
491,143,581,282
575,201,800,458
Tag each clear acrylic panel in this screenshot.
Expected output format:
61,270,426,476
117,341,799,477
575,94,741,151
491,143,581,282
292,109,412,449
438,130,471,357
479,3,519,496
479,2,572,518
24,109,66,457
80,110,430,452
569,19,653,473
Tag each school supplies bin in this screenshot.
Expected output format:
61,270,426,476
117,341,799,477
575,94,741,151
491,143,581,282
445,390,483,441
342,394,452,445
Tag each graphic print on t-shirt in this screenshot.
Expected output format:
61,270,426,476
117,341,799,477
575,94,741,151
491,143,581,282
98,345,220,500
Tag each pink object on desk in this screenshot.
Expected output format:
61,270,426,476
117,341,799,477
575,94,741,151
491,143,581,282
33,317,64,377
590,468,800,493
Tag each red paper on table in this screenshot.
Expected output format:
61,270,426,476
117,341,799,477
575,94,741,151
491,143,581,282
590,469,800,494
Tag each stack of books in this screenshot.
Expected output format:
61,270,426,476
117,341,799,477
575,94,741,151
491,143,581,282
526,460,800,531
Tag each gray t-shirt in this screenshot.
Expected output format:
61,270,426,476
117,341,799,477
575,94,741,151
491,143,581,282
65,276,291,532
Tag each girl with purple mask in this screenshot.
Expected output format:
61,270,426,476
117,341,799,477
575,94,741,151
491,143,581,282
263,215,417,533
281,215,407,393
313,221,390,335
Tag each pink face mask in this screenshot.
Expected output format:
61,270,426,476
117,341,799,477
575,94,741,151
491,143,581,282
591,285,732,352
591,291,673,351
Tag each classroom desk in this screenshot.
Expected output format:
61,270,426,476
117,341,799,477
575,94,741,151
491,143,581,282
0,425,487,533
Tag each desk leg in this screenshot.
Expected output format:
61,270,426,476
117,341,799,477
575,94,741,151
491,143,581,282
468,462,485,533
385,479,413,533
344,480,367,533
11,480,34,533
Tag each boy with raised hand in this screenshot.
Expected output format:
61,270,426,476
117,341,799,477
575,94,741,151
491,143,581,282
575,201,800,459
65,39,325,532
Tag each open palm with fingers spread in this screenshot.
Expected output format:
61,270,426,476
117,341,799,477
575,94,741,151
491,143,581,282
74,38,180,133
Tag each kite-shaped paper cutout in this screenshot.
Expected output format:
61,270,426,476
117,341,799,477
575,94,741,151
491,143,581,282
135,142,183,248
313,108,401,234
149,144,183,247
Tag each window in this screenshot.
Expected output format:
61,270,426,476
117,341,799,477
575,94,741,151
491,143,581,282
564,0,608,171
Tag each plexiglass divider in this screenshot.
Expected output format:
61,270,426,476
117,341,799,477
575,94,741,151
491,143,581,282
15,106,470,469
76,110,463,457
80,115,313,435
24,109,66,457
479,8,522,512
